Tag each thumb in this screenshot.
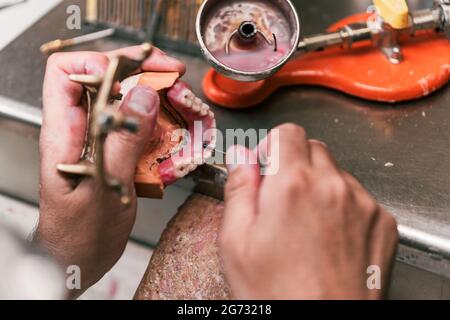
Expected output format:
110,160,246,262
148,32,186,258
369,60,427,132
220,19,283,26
104,85,160,185
222,145,261,243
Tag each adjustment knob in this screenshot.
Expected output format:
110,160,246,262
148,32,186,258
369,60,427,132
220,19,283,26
373,0,410,29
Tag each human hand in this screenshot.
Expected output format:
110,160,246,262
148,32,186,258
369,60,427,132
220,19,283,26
34,46,185,297
221,123,398,300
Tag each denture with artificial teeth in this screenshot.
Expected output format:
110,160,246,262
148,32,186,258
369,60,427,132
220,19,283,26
119,72,217,199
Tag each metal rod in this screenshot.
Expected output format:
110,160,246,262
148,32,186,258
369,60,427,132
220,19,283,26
0,0,27,11
297,7,446,54
146,0,165,42
40,28,115,53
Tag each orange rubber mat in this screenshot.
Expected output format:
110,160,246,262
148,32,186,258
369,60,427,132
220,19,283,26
203,13,450,109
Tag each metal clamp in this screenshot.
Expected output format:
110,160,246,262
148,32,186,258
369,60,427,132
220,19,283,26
435,0,450,38
57,43,153,206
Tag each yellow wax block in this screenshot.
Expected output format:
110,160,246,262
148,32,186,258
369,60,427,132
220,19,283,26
374,0,409,29
86,0,98,23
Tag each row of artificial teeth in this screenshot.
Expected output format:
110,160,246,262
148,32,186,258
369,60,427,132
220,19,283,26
172,141,218,178
121,76,215,119
173,148,214,166
172,87,218,178
210,118,217,129
181,89,212,117
173,161,198,178
169,131,216,158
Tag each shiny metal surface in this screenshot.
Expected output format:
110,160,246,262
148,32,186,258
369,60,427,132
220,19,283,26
0,113,40,204
196,0,301,81
0,0,449,279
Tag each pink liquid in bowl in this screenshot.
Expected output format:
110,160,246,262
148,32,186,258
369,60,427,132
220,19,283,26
212,41,292,73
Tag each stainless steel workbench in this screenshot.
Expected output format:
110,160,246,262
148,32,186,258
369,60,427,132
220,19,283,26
0,0,449,298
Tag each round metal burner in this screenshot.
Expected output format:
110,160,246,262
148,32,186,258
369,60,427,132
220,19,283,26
196,0,301,81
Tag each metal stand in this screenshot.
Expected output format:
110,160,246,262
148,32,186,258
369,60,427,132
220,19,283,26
57,44,153,206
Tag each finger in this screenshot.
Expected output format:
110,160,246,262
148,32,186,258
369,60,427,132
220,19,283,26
367,208,399,297
342,171,370,197
106,45,186,75
222,145,261,247
342,171,379,229
104,86,160,185
40,52,110,193
342,171,398,296
309,139,339,174
259,123,311,177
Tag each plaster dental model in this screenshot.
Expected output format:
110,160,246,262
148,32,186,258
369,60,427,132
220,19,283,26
119,72,216,198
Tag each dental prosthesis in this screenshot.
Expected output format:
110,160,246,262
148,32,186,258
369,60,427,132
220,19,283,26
119,72,217,199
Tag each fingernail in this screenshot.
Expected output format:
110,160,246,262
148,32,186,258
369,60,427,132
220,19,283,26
310,139,328,147
226,145,257,172
128,86,158,115
163,55,185,68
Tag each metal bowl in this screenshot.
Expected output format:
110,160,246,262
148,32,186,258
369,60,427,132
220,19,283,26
196,0,301,82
